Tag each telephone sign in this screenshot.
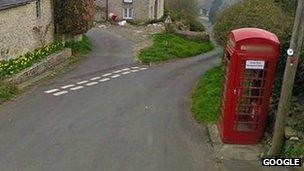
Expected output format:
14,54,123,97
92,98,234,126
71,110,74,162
245,60,265,70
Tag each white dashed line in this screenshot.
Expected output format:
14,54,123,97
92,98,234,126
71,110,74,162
122,71,131,75
61,84,75,89
90,76,101,81
53,91,68,96
86,82,99,86
121,68,130,71
113,70,122,74
70,86,84,91
45,89,59,94
111,74,121,78
77,80,89,85
102,73,112,77
44,66,149,96
100,78,110,82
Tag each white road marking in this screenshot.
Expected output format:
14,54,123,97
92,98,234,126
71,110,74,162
70,86,84,91
61,84,75,89
86,82,99,86
111,74,121,78
102,73,112,77
121,68,130,71
90,76,101,81
45,66,149,95
53,91,68,96
122,71,131,75
77,80,89,85
113,70,122,74
45,89,59,94
100,78,110,82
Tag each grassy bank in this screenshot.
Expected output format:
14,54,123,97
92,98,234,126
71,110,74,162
65,36,92,55
192,65,223,123
0,82,19,104
138,33,214,63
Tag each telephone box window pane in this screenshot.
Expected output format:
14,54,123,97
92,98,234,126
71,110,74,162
239,97,262,105
234,122,259,131
241,89,264,97
234,114,260,131
243,70,264,79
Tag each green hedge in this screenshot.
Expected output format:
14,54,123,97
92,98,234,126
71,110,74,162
214,0,291,45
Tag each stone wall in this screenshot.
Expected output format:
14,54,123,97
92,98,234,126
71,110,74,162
0,0,54,60
9,48,72,85
94,0,106,21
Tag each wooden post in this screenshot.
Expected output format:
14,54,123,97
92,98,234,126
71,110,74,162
106,0,109,21
268,0,304,157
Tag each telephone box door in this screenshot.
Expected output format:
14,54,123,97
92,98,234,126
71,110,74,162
232,57,275,140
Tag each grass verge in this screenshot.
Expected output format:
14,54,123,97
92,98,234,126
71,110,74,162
0,82,19,104
191,65,223,123
65,35,92,55
138,33,214,63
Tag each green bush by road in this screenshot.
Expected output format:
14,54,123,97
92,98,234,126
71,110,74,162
192,66,223,123
139,33,214,63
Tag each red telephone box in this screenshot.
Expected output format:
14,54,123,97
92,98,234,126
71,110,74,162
217,28,280,144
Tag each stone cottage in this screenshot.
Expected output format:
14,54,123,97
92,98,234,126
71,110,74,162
0,0,54,60
95,0,164,22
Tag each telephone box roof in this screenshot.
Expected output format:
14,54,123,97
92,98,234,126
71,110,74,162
231,28,280,44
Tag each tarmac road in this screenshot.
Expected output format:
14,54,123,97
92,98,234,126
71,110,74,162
0,28,223,171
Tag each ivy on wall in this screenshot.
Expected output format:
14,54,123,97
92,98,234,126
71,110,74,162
53,0,94,35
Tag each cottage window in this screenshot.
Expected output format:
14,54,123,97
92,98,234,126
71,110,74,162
36,0,41,18
123,8,133,19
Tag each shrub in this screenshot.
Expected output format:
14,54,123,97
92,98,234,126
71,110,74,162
166,0,205,32
54,0,94,35
214,0,291,45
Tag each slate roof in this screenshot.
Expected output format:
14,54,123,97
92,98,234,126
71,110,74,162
0,0,35,10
